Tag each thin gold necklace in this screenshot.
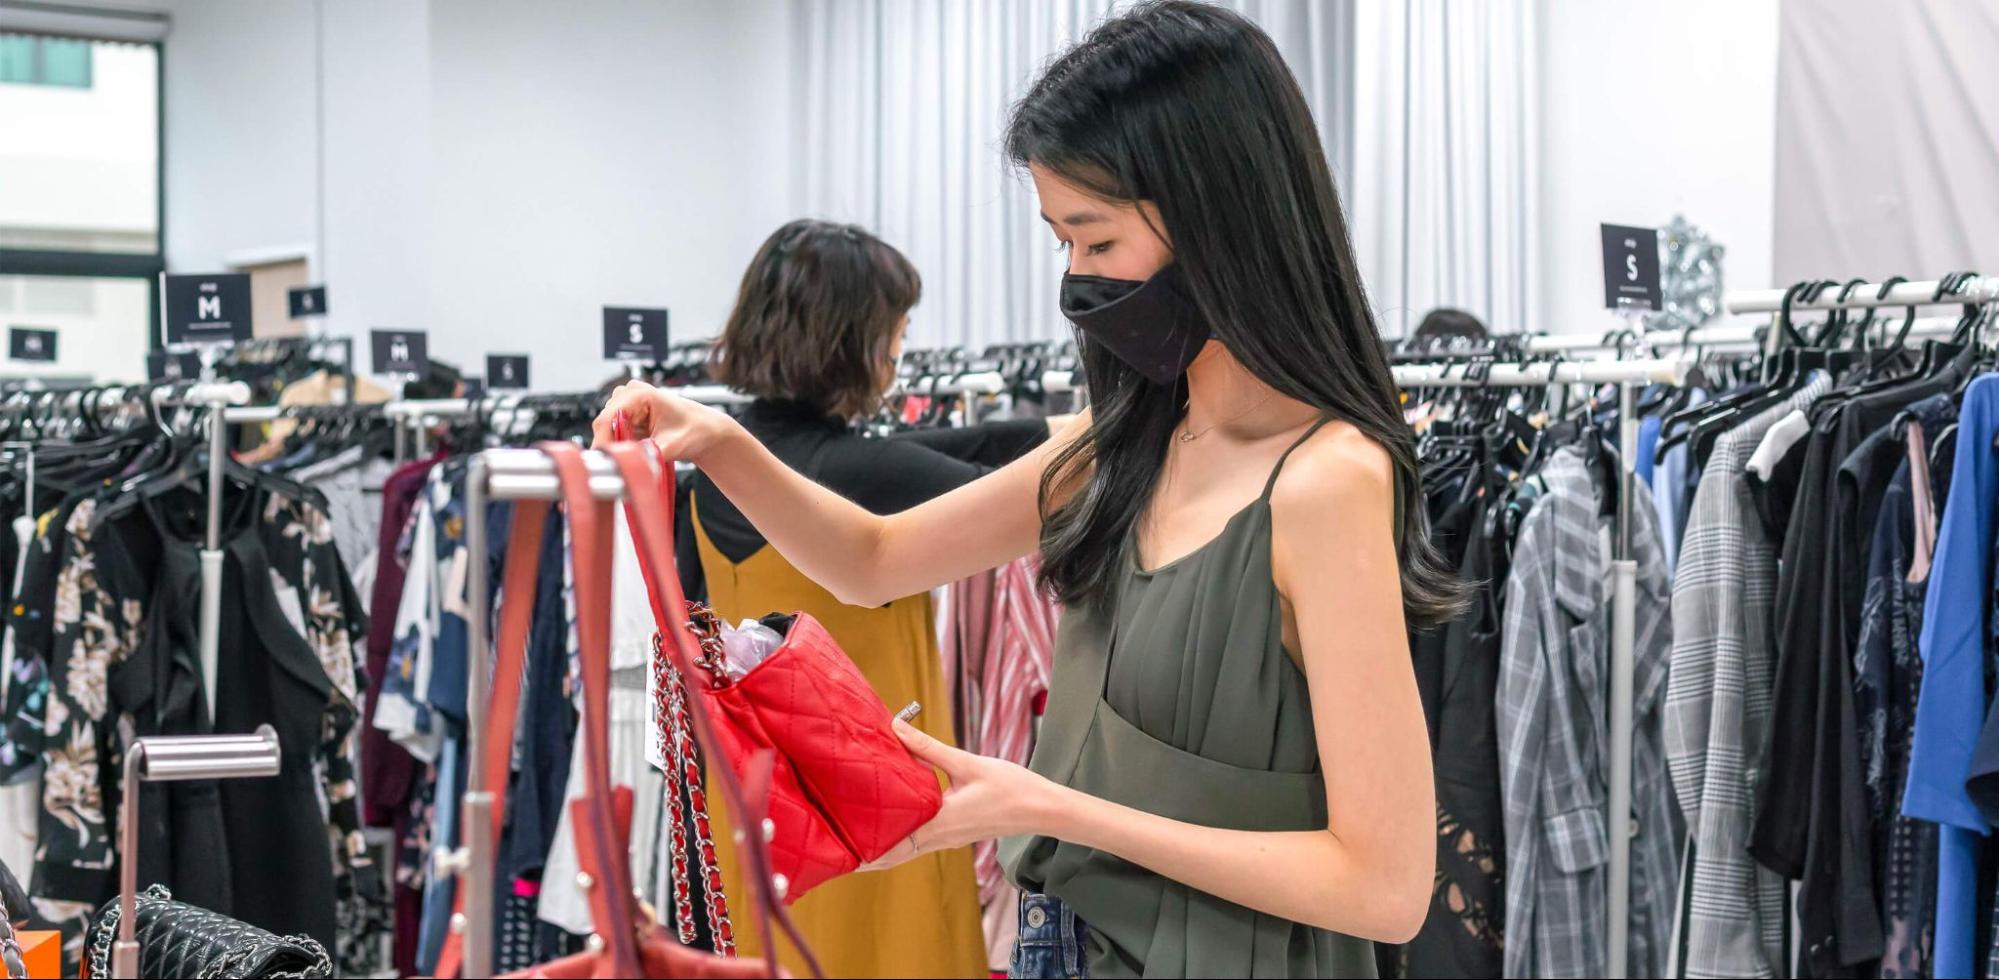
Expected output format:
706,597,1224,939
1177,389,1274,443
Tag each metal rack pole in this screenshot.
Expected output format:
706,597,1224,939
1725,275,1999,313
1606,380,1640,980
1390,357,1689,388
113,726,282,979
458,454,493,980
184,380,251,715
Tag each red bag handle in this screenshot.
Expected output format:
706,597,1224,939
544,441,647,976
431,503,545,979
601,432,824,978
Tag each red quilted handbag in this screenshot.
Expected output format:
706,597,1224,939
609,416,945,902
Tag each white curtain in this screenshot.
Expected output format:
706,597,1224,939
1350,0,1538,338
788,0,1353,350
1772,0,1999,282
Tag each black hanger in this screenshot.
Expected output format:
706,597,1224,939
1683,279,1841,466
1654,280,1813,464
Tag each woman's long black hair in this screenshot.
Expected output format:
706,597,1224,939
1012,0,1466,628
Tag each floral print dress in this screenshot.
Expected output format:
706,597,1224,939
0,482,387,973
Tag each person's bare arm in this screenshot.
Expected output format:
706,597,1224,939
881,426,1433,942
593,382,1089,605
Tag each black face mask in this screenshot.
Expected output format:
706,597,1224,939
1059,262,1211,384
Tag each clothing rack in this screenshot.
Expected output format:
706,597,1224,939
455,448,626,978
1724,275,1999,314
1393,354,1687,980
899,371,1007,396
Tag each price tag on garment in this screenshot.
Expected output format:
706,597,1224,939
7,326,57,362
161,273,254,345
288,284,329,318
146,350,202,381
602,306,668,361
1599,224,1662,312
370,329,430,375
487,354,530,390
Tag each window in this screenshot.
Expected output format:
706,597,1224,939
0,31,159,384
0,34,92,87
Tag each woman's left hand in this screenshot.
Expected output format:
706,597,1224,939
861,719,1057,871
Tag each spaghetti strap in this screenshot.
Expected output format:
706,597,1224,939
1260,416,1336,499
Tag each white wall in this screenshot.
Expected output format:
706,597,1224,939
1534,0,1780,335
157,0,317,273
319,0,430,353
151,0,792,391
425,0,792,390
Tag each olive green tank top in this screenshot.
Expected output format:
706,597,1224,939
1001,417,1378,978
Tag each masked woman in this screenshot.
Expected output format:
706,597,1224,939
601,5,1458,975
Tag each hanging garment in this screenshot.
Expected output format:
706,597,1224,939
1651,388,1709,575
1758,365,1964,977
0,508,41,883
32,482,370,952
359,455,440,976
956,556,1057,973
1003,419,1377,978
1665,375,1829,979
1905,375,1999,980
1854,396,1955,979
1381,469,1504,980
536,509,667,939
1497,445,1678,979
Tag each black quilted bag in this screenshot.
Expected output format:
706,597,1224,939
85,885,332,979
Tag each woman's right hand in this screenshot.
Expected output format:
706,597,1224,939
590,379,740,464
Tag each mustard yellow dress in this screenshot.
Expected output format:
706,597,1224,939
695,506,987,979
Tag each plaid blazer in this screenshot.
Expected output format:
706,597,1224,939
1665,377,1829,978
1498,446,1679,978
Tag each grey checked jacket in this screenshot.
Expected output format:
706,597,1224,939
1664,377,1830,978
1498,446,1680,979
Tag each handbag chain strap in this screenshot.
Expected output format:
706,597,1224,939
656,625,737,954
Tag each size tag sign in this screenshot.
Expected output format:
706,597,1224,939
487,354,530,390
162,273,254,344
461,376,487,399
8,327,57,362
602,306,668,361
147,350,202,381
370,329,430,375
288,285,329,318
1600,224,1662,312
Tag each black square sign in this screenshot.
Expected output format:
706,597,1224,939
288,285,329,318
370,329,429,376
8,327,57,362
1600,224,1662,312
162,273,254,344
602,306,668,361
147,350,202,381
487,354,530,390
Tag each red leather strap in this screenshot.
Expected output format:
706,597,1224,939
544,441,647,978
602,441,823,979
433,502,548,980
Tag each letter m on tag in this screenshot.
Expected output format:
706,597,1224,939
197,295,222,319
